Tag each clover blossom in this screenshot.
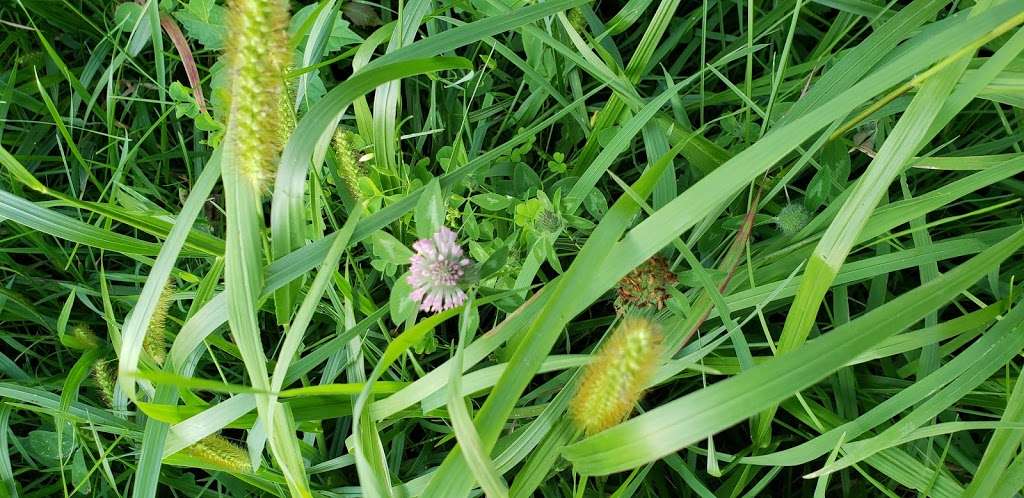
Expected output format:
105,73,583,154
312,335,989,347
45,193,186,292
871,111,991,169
407,227,472,312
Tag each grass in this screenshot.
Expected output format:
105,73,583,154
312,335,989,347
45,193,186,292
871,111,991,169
1,0,1024,496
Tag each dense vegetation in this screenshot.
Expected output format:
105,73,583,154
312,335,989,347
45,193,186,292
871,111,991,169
1,0,1023,496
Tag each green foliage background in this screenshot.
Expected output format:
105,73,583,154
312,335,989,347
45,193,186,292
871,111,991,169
1,0,1024,496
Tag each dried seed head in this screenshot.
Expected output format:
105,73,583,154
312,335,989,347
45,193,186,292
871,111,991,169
184,434,252,474
224,0,291,190
775,203,811,236
143,284,174,366
614,256,678,313
570,317,663,435
332,129,363,201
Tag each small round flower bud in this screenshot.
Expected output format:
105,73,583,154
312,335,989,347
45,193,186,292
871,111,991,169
775,203,811,236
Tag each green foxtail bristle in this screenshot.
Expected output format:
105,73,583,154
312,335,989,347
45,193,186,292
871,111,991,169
568,7,587,32
332,129,363,201
570,316,663,435
65,324,100,350
183,434,252,474
225,0,291,190
775,203,812,236
92,360,116,407
143,284,174,366
277,85,296,149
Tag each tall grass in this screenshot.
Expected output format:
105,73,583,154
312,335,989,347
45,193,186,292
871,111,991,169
1,0,1023,496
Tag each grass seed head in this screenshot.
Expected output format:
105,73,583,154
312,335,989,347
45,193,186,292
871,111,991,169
570,316,663,435
92,359,117,408
64,324,100,350
143,284,175,366
224,0,291,190
184,434,252,474
333,129,363,202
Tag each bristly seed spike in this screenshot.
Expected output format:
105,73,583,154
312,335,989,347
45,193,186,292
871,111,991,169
224,0,291,190
570,316,664,435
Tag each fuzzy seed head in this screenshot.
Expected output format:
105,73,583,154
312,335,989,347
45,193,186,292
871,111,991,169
333,129,363,201
66,324,100,350
225,0,291,190
184,434,252,474
143,284,174,366
775,203,811,236
615,256,678,313
407,227,472,313
568,7,587,33
277,85,297,149
571,317,663,435
92,360,117,408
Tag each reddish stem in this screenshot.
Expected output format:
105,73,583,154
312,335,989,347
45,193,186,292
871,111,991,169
135,1,208,114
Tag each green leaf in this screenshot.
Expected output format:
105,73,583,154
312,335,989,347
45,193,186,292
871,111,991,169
470,193,515,211
415,178,445,239
390,272,418,326
27,430,75,466
172,0,228,50
115,2,143,31
372,230,414,266
291,3,363,53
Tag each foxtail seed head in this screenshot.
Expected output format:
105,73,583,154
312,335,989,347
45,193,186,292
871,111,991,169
184,434,252,474
92,359,116,408
568,8,587,33
225,0,291,190
570,316,663,435
332,129,363,201
64,324,100,350
143,284,174,366
277,85,297,149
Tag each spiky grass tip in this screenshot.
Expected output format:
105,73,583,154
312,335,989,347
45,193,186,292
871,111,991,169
143,284,175,366
64,324,100,350
568,7,587,32
332,129,363,201
92,359,117,408
225,0,291,190
570,316,663,435
775,203,811,236
184,434,252,474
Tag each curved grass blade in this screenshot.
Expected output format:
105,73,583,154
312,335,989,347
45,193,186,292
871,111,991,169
563,229,1024,475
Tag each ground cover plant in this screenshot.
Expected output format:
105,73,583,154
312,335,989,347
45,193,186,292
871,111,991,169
1,0,1023,496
